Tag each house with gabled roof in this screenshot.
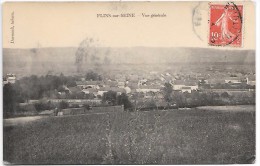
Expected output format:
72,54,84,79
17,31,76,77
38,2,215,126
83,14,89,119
207,78,225,85
173,80,198,91
105,80,118,87
97,87,126,96
173,80,186,91
82,88,98,95
3,73,16,84
246,75,256,86
67,86,82,94
136,85,161,93
181,86,192,93
118,81,125,88
173,80,198,93
76,81,103,89
224,77,242,84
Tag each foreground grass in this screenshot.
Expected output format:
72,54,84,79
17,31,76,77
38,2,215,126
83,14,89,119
4,106,255,164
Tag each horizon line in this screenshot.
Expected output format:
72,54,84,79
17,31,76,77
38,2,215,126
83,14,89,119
2,46,256,51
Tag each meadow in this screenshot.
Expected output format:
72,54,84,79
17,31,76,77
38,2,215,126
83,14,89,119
3,106,255,164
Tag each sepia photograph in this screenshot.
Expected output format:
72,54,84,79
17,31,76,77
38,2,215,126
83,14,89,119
2,1,256,164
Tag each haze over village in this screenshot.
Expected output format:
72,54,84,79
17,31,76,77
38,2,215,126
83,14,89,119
3,45,255,116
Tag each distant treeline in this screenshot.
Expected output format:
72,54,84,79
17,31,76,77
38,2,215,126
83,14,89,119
201,83,255,89
133,83,255,111
12,74,77,100
3,74,73,118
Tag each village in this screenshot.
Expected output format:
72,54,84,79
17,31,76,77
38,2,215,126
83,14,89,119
3,63,255,117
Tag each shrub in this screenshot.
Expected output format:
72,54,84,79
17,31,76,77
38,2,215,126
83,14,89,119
83,104,91,110
221,92,230,98
71,104,80,108
34,101,55,112
59,101,69,109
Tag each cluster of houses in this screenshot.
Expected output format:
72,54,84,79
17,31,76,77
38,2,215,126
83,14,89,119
206,76,255,86
3,72,255,98
71,77,200,97
172,80,198,93
53,70,256,100
3,73,16,85
59,80,129,98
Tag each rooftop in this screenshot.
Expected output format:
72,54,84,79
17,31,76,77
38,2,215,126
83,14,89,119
76,81,103,85
174,80,198,86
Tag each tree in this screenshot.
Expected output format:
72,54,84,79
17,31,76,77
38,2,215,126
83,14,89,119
117,93,132,110
85,71,102,81
173,91,185,107
71,104,80,108
16,74,78,100
3,83,17,118
102,91,117,105
104,56,111,65
221,92,230,98
34,101,55,112
59,100,69,109
13,81,26,103
75,38,98,72
57,85,66,92
146,99,157,109
59,73,65,85
162,83,173,104
199,93,215,106
65,76,77,87
83,104,91,110
75,92,85,99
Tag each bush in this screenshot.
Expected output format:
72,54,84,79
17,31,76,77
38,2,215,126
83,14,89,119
117,93,132,110
59,101,69,109
18,104,37,113
34,101,55,112
221,92,230,98
85,71,102,81
102,91,117,105
83,104,91,110
71,104,80,108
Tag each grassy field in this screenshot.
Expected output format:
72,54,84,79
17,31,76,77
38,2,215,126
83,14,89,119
3,106,255,164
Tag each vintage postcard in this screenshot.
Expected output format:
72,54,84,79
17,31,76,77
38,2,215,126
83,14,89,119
2,1,256,165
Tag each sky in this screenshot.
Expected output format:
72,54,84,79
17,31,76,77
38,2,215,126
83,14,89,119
2,1,255,49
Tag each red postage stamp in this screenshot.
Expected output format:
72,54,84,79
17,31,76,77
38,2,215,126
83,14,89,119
209,2,243,47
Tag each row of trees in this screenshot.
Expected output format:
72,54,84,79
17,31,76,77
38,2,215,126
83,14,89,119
12,74,77,100
3,71,103,118
85,71,102,81
200,82,255,89
97,83,255,112
7,71,103,102
3,84,17,118
34,100,69,112
3,95,70,118
4,70,102,98
161,83,255,108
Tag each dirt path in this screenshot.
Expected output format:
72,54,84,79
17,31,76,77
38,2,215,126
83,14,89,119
3,116,46,127
196,105,255,112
